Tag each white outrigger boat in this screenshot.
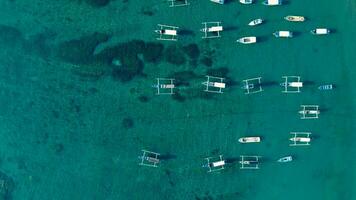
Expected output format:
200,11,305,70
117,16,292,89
273,31,293,38
311,28,330,35
277,156,292,163
290,132,312,146
238,137,261,143
237,36,257,44
248,18,263,26
284,15,305,22
318,84,333,90
262,0,282,6
240,0,253,4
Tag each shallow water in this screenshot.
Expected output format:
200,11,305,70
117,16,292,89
0,0,355,199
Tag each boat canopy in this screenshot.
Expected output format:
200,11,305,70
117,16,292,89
213,82,226,88
267,0,281,5
316,28,328,34
289,82,303,87
208,26,223,32
212,160,225,167
164,30,177,36
279,31,291,37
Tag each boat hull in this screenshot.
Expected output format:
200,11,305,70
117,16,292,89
248,19,263,26
277,156,293,162
284,16,305,22
318,84,333,90
237,37,257,44
239,137,261,143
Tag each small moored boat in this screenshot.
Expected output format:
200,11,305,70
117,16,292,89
248,18,263,26
240,0,253,4
262,0,282,6
277,156,293,163
237,36,257,44
238,137,261,143
284,15,305,22
311,28,330,35
318,84,333,90
210,0,225,4
273,31,293,38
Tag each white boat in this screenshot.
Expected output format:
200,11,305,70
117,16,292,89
290,137,311,143
248,18,263,26
273,31,293,38
210,0,225,4
277,156,293,163
284,15,305,22
280,82,303,88
311,28,330,35
240,0,253,4
318,84,333,90
237,36,257,44
262,0,282,6
238,137,261,143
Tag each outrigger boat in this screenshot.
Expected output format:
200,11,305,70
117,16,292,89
290,132,312,146
139,150,160,167
277,156,292,163
240,0,253,4
284,15,305,22
311,28,330,35
237,36,257,44
318,84,333,90
273,31,293,38
248,18,263,26
203,155,226,172
239,137,261,143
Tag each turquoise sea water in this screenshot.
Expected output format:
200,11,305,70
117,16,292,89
0,0,355,199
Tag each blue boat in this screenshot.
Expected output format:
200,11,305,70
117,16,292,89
318,84,333,90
